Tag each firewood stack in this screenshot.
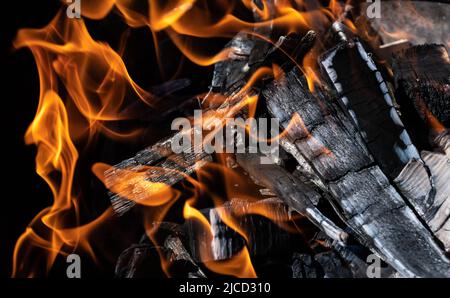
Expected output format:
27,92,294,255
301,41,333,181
105,1,450,278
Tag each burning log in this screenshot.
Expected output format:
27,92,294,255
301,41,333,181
262,67,450,277
186,198,300,263
104,29,273,215
104,27,318,216
106,143,212,215
108,3,450,278
360,1,450,47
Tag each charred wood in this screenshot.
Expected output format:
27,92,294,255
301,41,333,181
320,38,420,179
236,152,348,244
262,68,450,277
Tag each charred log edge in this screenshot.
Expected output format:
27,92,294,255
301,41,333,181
263,67,374,184
106,153,212,216
114,232,206,278
265,30,317,73
394,158,436,220
164,235,207,278
328,166,450,277
115,243,165,278
433,130,450,159
235,152,349,245
106,26,272,216
420,150,450,251
185,197,303,263
391,44,450,128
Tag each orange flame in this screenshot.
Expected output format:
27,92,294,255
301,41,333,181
93,163,181,207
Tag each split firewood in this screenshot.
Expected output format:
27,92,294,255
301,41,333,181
434,130,450,159
236,152,348,245
103,0,284,216
262,66,450,277
108,2,450,278
390,44,450,250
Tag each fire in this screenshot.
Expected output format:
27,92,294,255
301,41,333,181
303,49,322,92
14,12,152,142
13,0,371,277
12,88,79,276
204,247,257,278
183,200,257,278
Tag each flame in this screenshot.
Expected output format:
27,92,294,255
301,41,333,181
12,89,116,276
303,49,322,92
204,246,257,278
12,88,79,276
14,12,151,143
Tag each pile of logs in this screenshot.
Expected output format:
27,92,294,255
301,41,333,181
105,1,450,278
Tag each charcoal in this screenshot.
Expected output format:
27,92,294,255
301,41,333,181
291,253,321,278
115,235,166,278
314,251,353,278
116,229,206,278
105,26,319,216
164,235,207,278
265,30,317,72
